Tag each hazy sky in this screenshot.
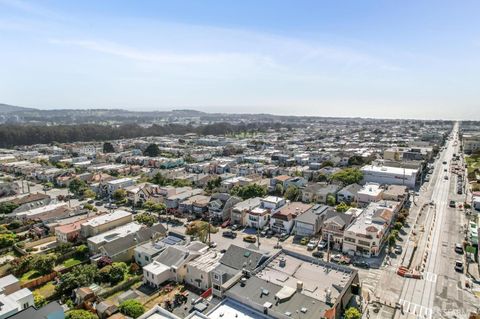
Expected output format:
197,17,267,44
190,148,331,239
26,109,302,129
1,0,480,119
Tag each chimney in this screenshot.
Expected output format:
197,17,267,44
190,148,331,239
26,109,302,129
297,281,303,292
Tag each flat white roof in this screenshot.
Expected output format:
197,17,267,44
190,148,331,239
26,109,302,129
108,177,134,184
0,274,18,289
16,203,67,217
361,165,418,176
82,210,132,227
87,222,142,244
208,298,270,319
144,261,170,275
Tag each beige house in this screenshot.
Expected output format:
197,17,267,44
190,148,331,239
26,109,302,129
80,210,133,238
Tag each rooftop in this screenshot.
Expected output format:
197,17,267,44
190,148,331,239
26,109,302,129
81,210,132,227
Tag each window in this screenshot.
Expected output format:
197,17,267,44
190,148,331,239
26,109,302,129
213,274,219,281
145,256,149,261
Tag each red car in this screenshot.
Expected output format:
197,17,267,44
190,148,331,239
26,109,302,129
221,219,231,228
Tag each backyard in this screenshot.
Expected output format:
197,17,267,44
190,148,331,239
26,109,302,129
466,154,480,191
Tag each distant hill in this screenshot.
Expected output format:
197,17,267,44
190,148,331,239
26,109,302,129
0,103,37,113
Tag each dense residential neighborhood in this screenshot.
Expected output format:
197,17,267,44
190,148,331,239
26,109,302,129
0,118,479,319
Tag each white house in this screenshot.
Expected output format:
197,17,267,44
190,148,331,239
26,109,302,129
0,275,34,319
357,183,384,207
184,250,222,291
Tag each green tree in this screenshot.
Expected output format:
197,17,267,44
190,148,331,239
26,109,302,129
143,143,160,157
69,178,87,196
274,183,284,196
30,254,57,275
230,184,267,200
119,299,145,318
0,202,19,215
33,291,47,308
387,233,397,251
326,194,336,206
113,189,127,201
56,264,98,296
76,244,89,258
284,185,300,201
347,155,364,166
108,262,126,285
393,222,403,230
344,307,362,319
321,160,334,168
135,213,157,227
103,142,115,153
83,189,96,199
149,172,168,186
0,232,16,248
331,168,363,185
186,221,218,243
335,202,350,213
66,310,99,319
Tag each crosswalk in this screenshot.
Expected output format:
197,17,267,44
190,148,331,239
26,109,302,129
361,269,382,294
423,272,437,283
398,299,433,319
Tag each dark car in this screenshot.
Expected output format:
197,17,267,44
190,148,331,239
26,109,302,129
454,243,464,254
312,251,324,258
449,200,456,208
353,261,370,269
231,224,240,231
222,231,237,239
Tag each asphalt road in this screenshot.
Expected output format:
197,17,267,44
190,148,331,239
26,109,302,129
395,124,479,319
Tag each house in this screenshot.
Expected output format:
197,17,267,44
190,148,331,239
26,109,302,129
184,250,223,291
96,300,117,319
104,177,135,197
343,202,398,257
283,176,307,190
357,183,384,207
4,301,64,319
143,242,208,288
207,193,242,222
0,182,20,198
382,185,409,204
80,210,133,238
14,203,70,222
321,210,356,250
361,164,418,189
294,204,331,237
125,183,161,206
8,193,51,214
0,275,34,319
55,217,92,243
269,202,313,234
178,195,211,217
301,183,340,204
88,222,166,262
336,183,362,204
211,245,271,297
165,189,203,210
230,197,262,226
134,234,186,266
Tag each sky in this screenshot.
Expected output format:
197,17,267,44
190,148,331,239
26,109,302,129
1,0,480,119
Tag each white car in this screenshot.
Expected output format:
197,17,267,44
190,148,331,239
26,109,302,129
307,239,317,250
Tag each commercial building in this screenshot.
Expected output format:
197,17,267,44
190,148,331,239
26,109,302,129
361,164,418,189
80,210,133,237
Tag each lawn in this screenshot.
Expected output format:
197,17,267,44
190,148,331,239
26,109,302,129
20,269,41,283
62,257,82,268
34,281,56,299
466,155,480,174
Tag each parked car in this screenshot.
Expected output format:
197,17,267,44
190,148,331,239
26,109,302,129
243,235,256,243
208,242,217,248
260,230,267,237
299,237,309,245
231,224,240,231
330,254,342,263
279,233,289,242
266,230,274,238
454,260,464,273
312,251,324,258
87,199,94,204
317,240,328,250
307,239,317,250
222,231,237,239
394,245,402,255
449,200,456,208
454,243,464,254
353,261,370,269
95,201,103,206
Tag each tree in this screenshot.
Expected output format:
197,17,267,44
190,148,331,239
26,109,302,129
119,299,145,318
30,254,57,275
83,189,96,199
69,178,87,196
33,291,47,308
0,232,16,248
336,202,350,213
326,194,336,206
96,256,113,269
186,221,218,243
331,168,363,185
149,172,168,186
274,183,284,196
56,264,98,296
347,155,364,166
0,202,19,215
135,213,157,227
284,185,300,201
66,310,99,319
321,160,334,168
108,262,126,285
76,244,89,258
230,184,267,200
143,143,160,157
103,142,115,153
344,307,362,319
393,222,403,231
113,189,127,202
387,233,397,251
